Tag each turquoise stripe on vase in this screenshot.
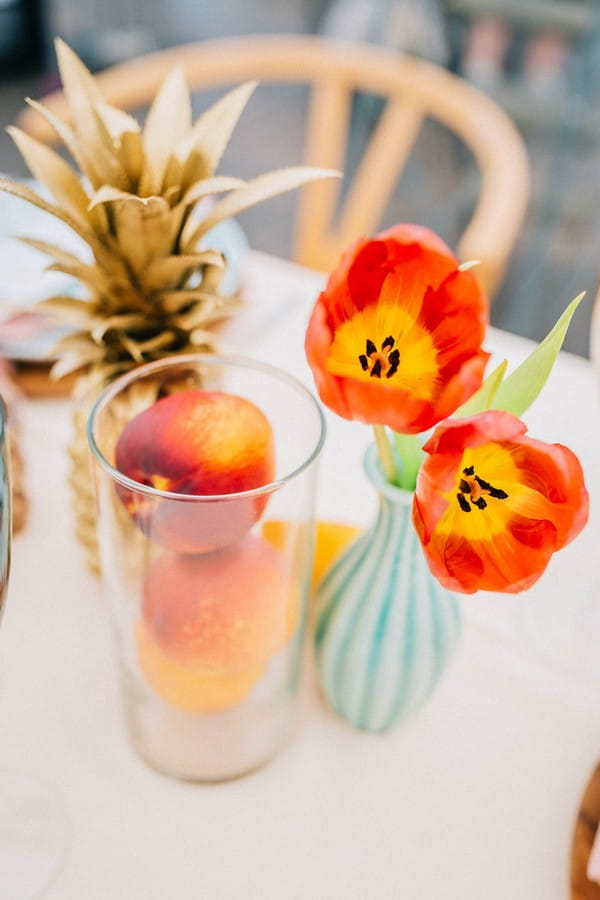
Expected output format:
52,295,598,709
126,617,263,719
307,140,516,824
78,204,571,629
314,444,460,733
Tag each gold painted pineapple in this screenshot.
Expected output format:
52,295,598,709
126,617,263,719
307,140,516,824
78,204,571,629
0,39,335,568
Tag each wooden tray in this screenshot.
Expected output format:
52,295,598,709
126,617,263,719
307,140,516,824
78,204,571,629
571,762,600,899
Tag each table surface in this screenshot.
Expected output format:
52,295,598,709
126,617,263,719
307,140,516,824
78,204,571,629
2,250,600,900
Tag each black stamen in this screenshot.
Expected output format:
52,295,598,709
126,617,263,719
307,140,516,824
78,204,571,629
459,465,508,510
370,359,382,378
457,493,471,513
475,474,508,500
358,354,369,372
386,348,400,378
366,339,377,357
382,335,395,351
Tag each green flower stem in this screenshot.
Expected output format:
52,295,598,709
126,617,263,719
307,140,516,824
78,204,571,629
373,425,399,486
393,432,424,492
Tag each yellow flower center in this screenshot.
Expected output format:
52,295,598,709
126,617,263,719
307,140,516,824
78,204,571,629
325,273,439,401
437,442,556,541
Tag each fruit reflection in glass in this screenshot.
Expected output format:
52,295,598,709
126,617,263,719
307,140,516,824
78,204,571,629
87,355,325,782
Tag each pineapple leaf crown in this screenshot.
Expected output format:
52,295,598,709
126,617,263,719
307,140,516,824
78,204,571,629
0,38,338,389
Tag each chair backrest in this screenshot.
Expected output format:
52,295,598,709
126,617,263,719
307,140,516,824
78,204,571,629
17,34,530,297
591,285,600,370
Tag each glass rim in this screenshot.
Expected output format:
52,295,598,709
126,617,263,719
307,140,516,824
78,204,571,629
86,353,326,502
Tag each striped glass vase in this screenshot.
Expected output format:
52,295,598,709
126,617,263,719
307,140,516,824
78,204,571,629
314,445,461,733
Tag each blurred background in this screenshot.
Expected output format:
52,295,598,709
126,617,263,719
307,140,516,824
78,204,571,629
0,0,599,355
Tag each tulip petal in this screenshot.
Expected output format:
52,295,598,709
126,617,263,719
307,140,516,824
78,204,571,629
413,410,588,593
305,224,490,434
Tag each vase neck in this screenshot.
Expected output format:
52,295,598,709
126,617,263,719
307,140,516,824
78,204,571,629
363,443,413,510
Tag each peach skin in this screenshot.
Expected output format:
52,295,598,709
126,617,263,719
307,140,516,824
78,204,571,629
142,534,298,674
115,389,275,552
136,620,263,713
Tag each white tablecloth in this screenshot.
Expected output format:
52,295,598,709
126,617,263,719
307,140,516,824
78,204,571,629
2,251,600,899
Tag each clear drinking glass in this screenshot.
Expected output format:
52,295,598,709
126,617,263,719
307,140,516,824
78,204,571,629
0,397,67,898
87,354,325,782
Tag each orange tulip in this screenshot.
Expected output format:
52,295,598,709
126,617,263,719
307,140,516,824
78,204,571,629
412,411,589,593
305,224,490,434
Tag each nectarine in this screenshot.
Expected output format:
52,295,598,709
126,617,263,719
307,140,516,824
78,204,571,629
142,534,298,675
136,620,262,713
115,389,275,552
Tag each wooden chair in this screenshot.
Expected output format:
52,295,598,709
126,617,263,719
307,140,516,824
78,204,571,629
590,284,600,372
17,34,530,297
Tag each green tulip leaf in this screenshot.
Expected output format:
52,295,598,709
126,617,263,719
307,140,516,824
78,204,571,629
492,292,585,417
455,359,508,418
